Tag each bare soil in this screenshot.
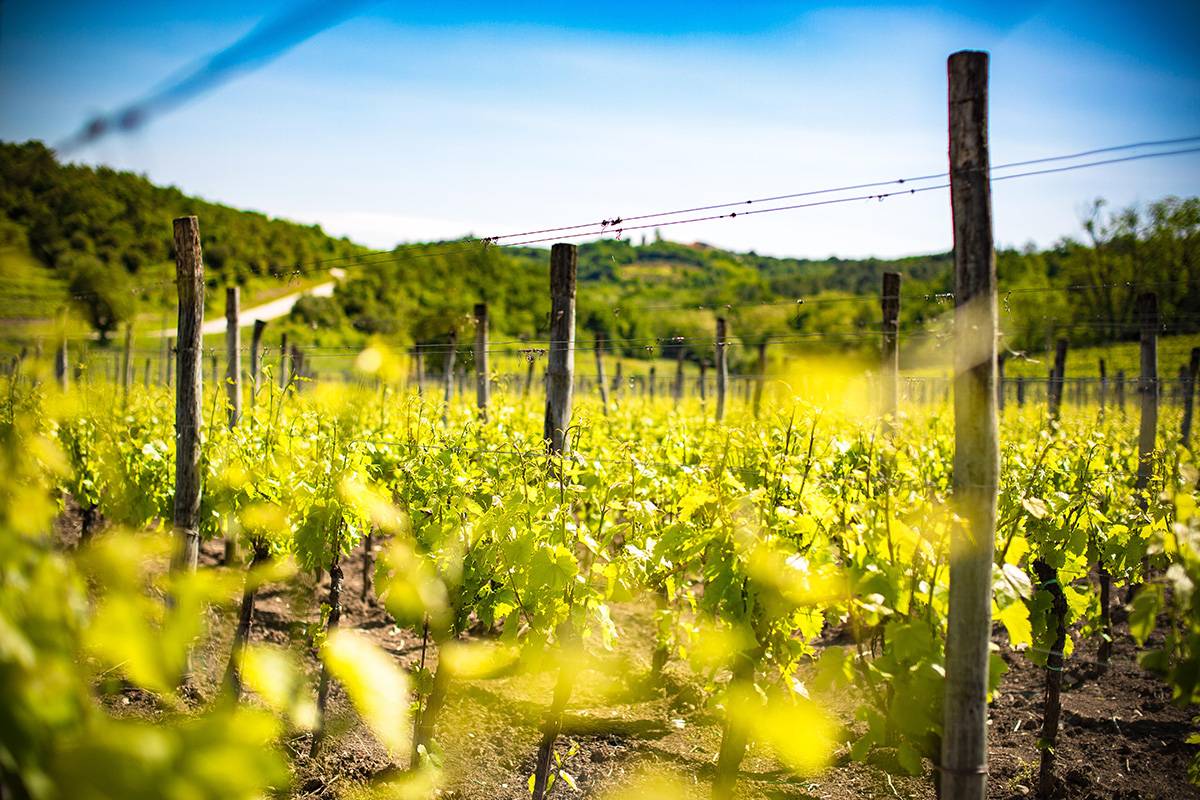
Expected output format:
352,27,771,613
62,508,1197,800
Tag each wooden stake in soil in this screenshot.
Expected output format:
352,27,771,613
225,287,242,427
649,365,657,400
172,216,204,574
250,319,267,398
543,244,577,454
715,317,728,422
1033,558,1069,796
1181,347,1199,448
474,302,490,421
941,50,999,800
310,548,343,757
881,271,901,424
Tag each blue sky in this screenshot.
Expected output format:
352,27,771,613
1,1,1197,258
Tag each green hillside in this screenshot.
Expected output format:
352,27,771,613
1,139,1197,373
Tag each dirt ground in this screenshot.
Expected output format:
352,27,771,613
58,504,1197,800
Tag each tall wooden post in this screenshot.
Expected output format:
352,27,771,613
715,317,728,422
699,361,708,404
121,323,133,408
1135,293,1159,506
441,330,457,424
1182,347,1199,448
1048,338,1068,421
172,217,204,574
612,359,624,399
543,243,576,454
941,51,998,800
225,287,242,427
55,310,69,393
1016,375,1025,407
250,319,266,398
594,333,610,415
648,365,657,401
474,302,490,421
881,272,901,423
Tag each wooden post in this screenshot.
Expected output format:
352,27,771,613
143,358,151,388
172,216,204,574
1049,338,1068,421
648,365,656,401
1182,347,1199,448
997,353,1006,413
290,345,304,389
752,340,768,419
1098,358,1108,419
594,332,610,415
715,317,728,422
474,303,490,421
699,361,708,404
941,51,999,800
442,330,457,424
1135,293,1158,506
881,272,901,423
415,345,425,396
523,352,535,397
543,244,576,454
166,338,175,389
250,319,267,398
279,333,290,389
1016,375,1025,406
121,323,133,408
225,287,242,427
612,359,623,398
673,347,685,406
55,310,69,393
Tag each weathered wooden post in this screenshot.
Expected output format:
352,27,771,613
1098,358,1108,419
166,338,175,389
225,287,242,427
1048,338,1068,421
648,365,657,401
121,323,133,408
474,303,490,421
997,352,1006,413
441,330,457,424
55,310,69,393
941,51,999,800
881,272,901,424
533,252,579,800
1182,347,1199,448
594,332,610,415
612,359,623,399
673,347,685,407
172,216,204,575
1135,293,1159,505
543,243,576,454
699,361,708,404
715,317,728,422
1016,375,1025,407
250,319,267,398
143,358,151,388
